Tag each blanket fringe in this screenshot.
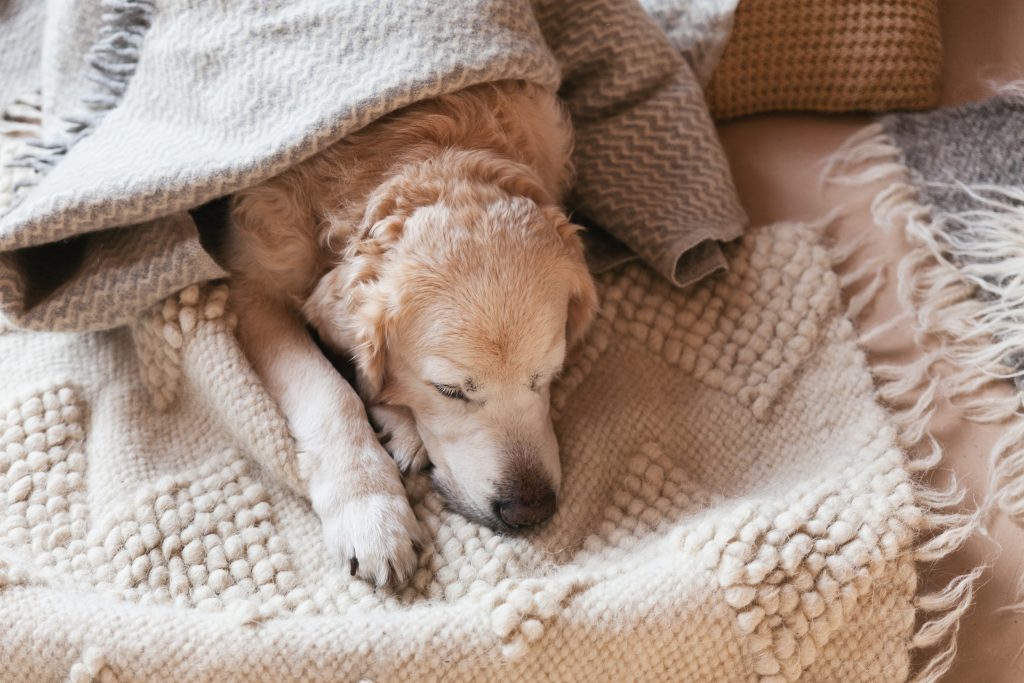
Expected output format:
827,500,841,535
909,566,985,683
820,123,905,189
845,265,887,321
907,474,984,683
0,92,43,137
823,123,1024,681
825,221,889,322
2,0,153,208
827,228,871,265
0,95,44,211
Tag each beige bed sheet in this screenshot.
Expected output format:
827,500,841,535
716,2,1024,680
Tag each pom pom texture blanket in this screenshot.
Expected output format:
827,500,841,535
0,208,927,681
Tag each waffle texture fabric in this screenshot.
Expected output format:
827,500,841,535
0,0,747,335
707,0,942,120
0,161,923,680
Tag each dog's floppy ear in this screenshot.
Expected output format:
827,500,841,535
305,180,422,398
474,154,555,208
357,171,440,239
303,260,392,398
546,208,598,348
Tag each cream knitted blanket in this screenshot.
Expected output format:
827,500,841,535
0,191,943,680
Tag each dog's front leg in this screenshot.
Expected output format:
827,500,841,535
232,287,424,586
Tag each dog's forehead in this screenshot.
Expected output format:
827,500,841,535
418,321,565,386
420,356,465,382
415,191,537,223
395,210,575,385
408,258,569,336
407,194,560,252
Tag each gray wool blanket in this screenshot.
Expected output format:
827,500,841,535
878,91,1024,526
826,87,1024,623
0,0,746,333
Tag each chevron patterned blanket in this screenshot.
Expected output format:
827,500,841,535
0,0,746,332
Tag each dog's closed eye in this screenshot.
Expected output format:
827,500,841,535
433,383,469,401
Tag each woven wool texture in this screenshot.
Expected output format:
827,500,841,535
707,0,942,120
0,195,924,680
0,0,747,334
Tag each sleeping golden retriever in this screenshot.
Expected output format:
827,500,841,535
225,80,597,586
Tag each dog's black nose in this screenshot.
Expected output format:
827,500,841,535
495,488,556,528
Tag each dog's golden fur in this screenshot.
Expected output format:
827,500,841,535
226,81,596,586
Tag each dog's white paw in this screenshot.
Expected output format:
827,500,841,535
307,439,426,587
371,405,431,474
318,492,425,587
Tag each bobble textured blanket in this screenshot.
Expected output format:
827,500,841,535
0,207,933,681
0,1,965,681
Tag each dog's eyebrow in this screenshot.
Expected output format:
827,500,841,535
423,356,472,386
528,373,542,392
464,377,478,393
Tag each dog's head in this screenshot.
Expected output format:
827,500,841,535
307,155,596,531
